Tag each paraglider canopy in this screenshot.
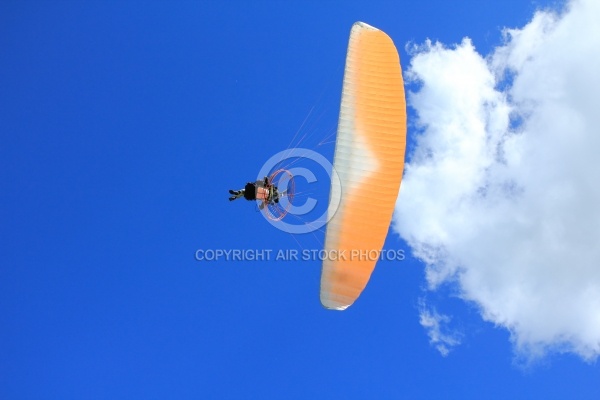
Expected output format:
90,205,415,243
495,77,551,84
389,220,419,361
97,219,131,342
320,22,407,310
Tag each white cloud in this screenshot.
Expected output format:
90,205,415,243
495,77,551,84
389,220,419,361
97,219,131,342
395,0,600,361
419,301,462,357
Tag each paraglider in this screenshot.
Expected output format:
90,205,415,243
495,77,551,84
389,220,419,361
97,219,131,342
228,176,278,205
228,169,295,221
227,21,406,310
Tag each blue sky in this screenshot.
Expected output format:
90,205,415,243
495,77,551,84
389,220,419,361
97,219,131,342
2,1,600,399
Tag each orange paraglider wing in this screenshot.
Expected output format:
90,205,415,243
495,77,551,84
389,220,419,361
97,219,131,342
320,22,407,310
